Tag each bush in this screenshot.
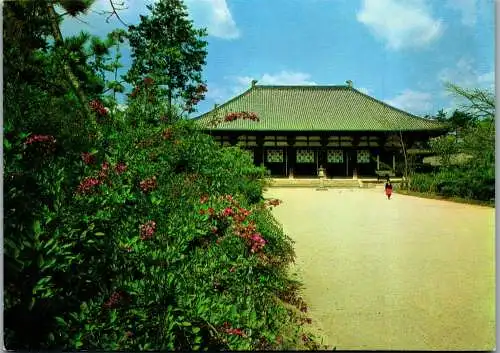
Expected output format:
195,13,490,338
4,106,314,350
408,167,494,201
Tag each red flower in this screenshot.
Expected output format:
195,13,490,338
76,177,100,195
81,152,95,165
162,128,173,140
139,220,156,240
225,328,246,337
249,233,267,253
97,161,111,180
115,162,127,174
222,207,234,217
89,99,108,117
223,112,259,122
101,161,110,171
207,208,215,216
200,194,209,204
25,134,56,145
139,176,157,193
103,291,125,309
266,199,282,207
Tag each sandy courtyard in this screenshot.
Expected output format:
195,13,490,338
265,187,495,350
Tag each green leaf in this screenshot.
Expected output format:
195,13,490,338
33,220,42,235
110,310,117,323
95,232,105,236
192,326,200,334
181,321,191,327
55,316,67,326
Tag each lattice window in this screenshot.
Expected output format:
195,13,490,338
357,150,371,163
327,150,344,163
296,149,314,163
266,149,283,163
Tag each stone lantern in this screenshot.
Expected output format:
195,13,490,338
317,165,327,191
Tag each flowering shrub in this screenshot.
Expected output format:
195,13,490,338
208,111,260,128
25,134,56,145
81,152,95,165
224,111,259,122
183,83,207,113
139,220,156,240
5,107,317,351
89,99,108,117
139,176,157,193
76,176,101,195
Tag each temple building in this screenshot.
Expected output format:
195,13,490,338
194,81,447,178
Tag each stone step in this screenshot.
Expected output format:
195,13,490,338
267,178,362,188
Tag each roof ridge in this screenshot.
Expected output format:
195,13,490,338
255,85,349,89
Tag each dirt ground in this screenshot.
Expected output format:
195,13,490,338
265,187,495,350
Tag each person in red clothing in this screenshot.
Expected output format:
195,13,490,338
384,177,393,200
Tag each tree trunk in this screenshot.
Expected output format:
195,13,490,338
46,2,94,123
399,131,410,191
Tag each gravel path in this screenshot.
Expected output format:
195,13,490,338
265,187,495,350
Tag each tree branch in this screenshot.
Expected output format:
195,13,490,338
105,0,129,27
47,1,94,123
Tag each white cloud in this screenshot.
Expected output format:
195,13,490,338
206,71,317,103
445,0,477,26
242,71,317,86
385,89,434,115
61,0,239,40
356,0,443,50
437,57,494,113
358,87,372,95
185,0,240,39
438,57,494,90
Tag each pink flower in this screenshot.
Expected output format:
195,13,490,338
222,207,234,217
140,221,156,240
115,162,127,174
76,177,101,195
89,99,108,117
25,134,56,145
81,152,95,165
139,176,157,193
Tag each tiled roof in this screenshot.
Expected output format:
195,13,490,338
193,85,447,132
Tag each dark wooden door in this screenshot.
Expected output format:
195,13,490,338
346,150,357,177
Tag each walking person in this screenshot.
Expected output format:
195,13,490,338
384,177,393,200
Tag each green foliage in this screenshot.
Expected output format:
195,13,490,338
5,110,309,350
126,0,208,111
410,84,495,202
4,1,312,350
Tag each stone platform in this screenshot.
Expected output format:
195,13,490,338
266,178,403,188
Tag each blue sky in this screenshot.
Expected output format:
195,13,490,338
61,0,495,117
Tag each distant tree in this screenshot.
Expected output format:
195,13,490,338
125,0,208,113
445,82,495,121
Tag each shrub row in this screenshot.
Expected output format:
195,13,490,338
407,168,494,202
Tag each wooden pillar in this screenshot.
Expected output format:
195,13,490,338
346,151,349,177
377,154,380,170
285,147,288,177
316,150,319,175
